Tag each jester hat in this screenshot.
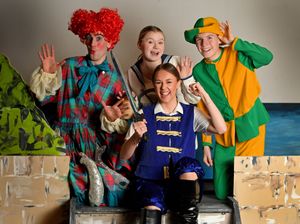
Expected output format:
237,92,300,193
184,17,223,44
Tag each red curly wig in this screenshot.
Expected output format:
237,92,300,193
68,8,124,50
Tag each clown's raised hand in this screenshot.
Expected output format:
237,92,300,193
38,44,59,74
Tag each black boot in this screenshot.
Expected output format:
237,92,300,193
140,208,162,224
175,180,200,224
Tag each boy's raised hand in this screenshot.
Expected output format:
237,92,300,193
218,21,235,45
189,82,207,98
39,44,59,73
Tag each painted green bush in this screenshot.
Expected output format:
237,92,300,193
0,54,65,155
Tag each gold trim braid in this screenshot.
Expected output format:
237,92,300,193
157,146,182,153
157,130,181,137
156,116,181,122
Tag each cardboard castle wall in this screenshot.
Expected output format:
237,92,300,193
0,156,70,224
234,156,300,224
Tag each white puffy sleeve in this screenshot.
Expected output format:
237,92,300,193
30,66,62,101
100,109,129,134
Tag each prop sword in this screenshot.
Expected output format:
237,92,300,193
110,51,144,122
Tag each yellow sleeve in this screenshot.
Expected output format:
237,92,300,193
202,133,213,147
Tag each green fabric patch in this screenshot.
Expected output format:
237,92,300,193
235,98,270,142
193,61,234,121
0,54,65,155
235,38,274,70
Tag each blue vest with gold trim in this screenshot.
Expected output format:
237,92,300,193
135,103,196,180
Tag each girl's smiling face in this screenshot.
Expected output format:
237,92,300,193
138,31,165,62
153,69,181,105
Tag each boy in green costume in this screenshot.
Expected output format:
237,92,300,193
184,17,273,199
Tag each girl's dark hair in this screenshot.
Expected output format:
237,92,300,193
137,25,164,44
152,63,181,83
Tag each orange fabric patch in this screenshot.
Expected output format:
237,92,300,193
215,120,236,147
215,48,261,117
235,125,266,156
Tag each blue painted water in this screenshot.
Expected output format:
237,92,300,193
265,104,300,155
198,103,300,179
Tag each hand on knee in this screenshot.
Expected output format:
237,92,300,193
179,172,198,180
144,205,161,211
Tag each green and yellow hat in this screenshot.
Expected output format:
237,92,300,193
184,17,223,44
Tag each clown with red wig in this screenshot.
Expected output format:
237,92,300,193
30,8,132,206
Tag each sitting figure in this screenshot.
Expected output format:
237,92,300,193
121,63,226,224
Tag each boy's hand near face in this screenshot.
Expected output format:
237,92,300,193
218,21,235,45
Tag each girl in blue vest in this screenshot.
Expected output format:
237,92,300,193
121,63,226,224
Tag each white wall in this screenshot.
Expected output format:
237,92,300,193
0,0,299,102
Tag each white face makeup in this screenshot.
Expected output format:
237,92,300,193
84,33,111,65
